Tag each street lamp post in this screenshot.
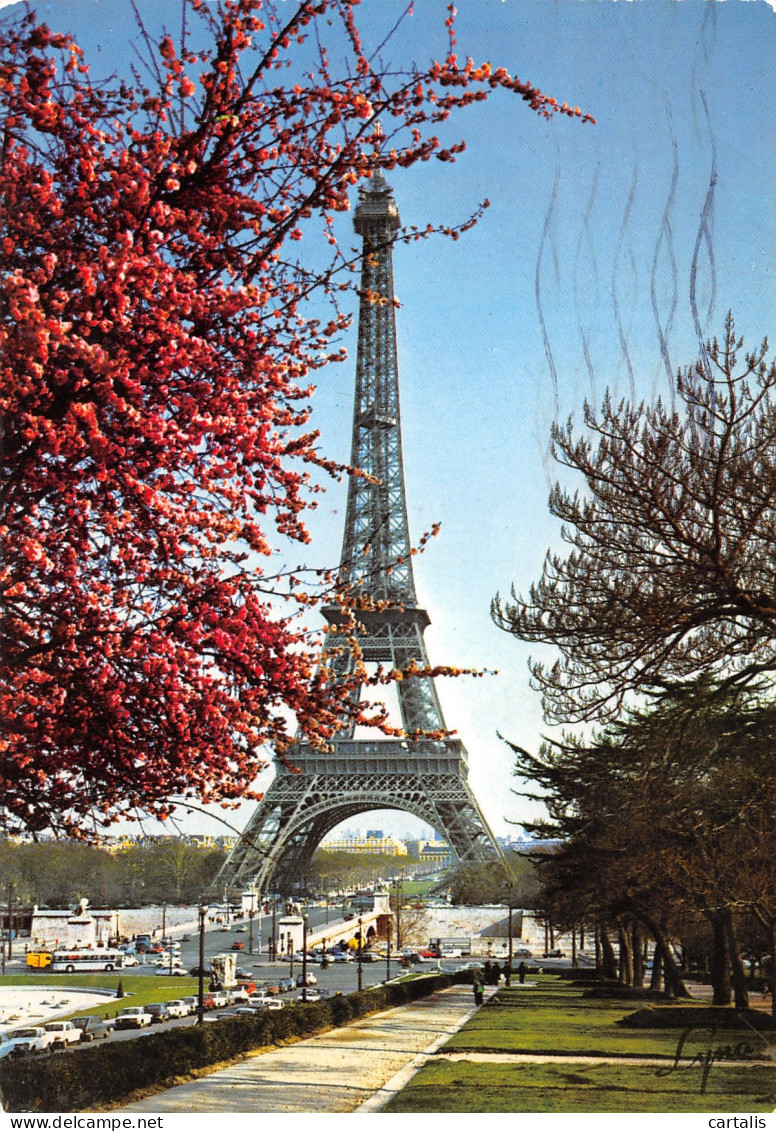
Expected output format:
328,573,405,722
248,908,255,955
357,916,363,992
197,903,208,1025
270,902,277,962
507,882,513,974
302,914,308,1002
386,918,392,982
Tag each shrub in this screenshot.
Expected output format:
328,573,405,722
0,971,466,1111
618,1006,776,1031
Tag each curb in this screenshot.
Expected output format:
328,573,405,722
354,984,499,1113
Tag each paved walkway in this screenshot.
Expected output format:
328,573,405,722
116,983,494,1114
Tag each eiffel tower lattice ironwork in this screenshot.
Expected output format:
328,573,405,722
217,173,503,894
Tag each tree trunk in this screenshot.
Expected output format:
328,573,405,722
723,910,749,1010
707,911,732,1006
649,941,664,993
632,909,691,998
599,921,618,979
632,920,645,988
617,920,634,985
594,923,602,970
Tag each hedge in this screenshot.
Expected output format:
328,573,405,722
0,970,470,1112
617,1005,776,1031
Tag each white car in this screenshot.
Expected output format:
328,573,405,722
120,952,138,967
8,1027,59,1054
0,1031,16,1060
296,989,321,1003
115,1007,153,1029
155,965,188,976
164,1000,188,1019
247,994,273,1008
296,972,317,986
44,1021,81,1047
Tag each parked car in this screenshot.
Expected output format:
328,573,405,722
7,1027,59,1055
115,1007,153,1030
296,989,321,1003
263,999,285,1010
209,991,229,1008
296,972,317,986
71,1016,113,1042
278,977,295,993
44,1021,81,1047
247,993,273,1008
332,952,352,963
361,951,382,962
144,1003,171,1024
164,1000,188,1019
234,967,252,979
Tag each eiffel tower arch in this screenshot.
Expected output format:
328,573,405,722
217,173,503,895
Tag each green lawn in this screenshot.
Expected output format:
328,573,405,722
384,976,776,1114
0,972,200,1018
383,1059,776,1113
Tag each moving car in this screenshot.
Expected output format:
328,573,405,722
71,1015,113,1042
145,1003,171,1024
44,1021,81,1047
115,1007,153,1029
7,1027,59,1055
164,1000,188,1019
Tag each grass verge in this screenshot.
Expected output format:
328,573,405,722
383,976,776,1113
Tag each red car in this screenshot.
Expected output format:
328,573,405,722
231,941,245,951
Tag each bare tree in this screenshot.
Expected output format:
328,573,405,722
494,315,776,723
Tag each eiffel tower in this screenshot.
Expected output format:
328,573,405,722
217,173,503,894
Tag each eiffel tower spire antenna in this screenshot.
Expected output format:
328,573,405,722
216,177,503,895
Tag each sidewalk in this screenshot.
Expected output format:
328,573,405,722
115,983,494,1114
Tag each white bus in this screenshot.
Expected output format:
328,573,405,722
49,949,126,973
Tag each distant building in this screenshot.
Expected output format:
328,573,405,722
29,899,118,949
500,838,562,855
321,830,407,856
406,839,453,863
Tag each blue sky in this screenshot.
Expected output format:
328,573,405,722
5,0,775,842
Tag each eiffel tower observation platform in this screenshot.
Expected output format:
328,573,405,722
216,171,503,896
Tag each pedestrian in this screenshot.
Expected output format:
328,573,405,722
472,973,484,1006
483,959,492,984
518,961,527,984
502,961,511,987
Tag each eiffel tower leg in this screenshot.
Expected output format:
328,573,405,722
217,762,505,896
